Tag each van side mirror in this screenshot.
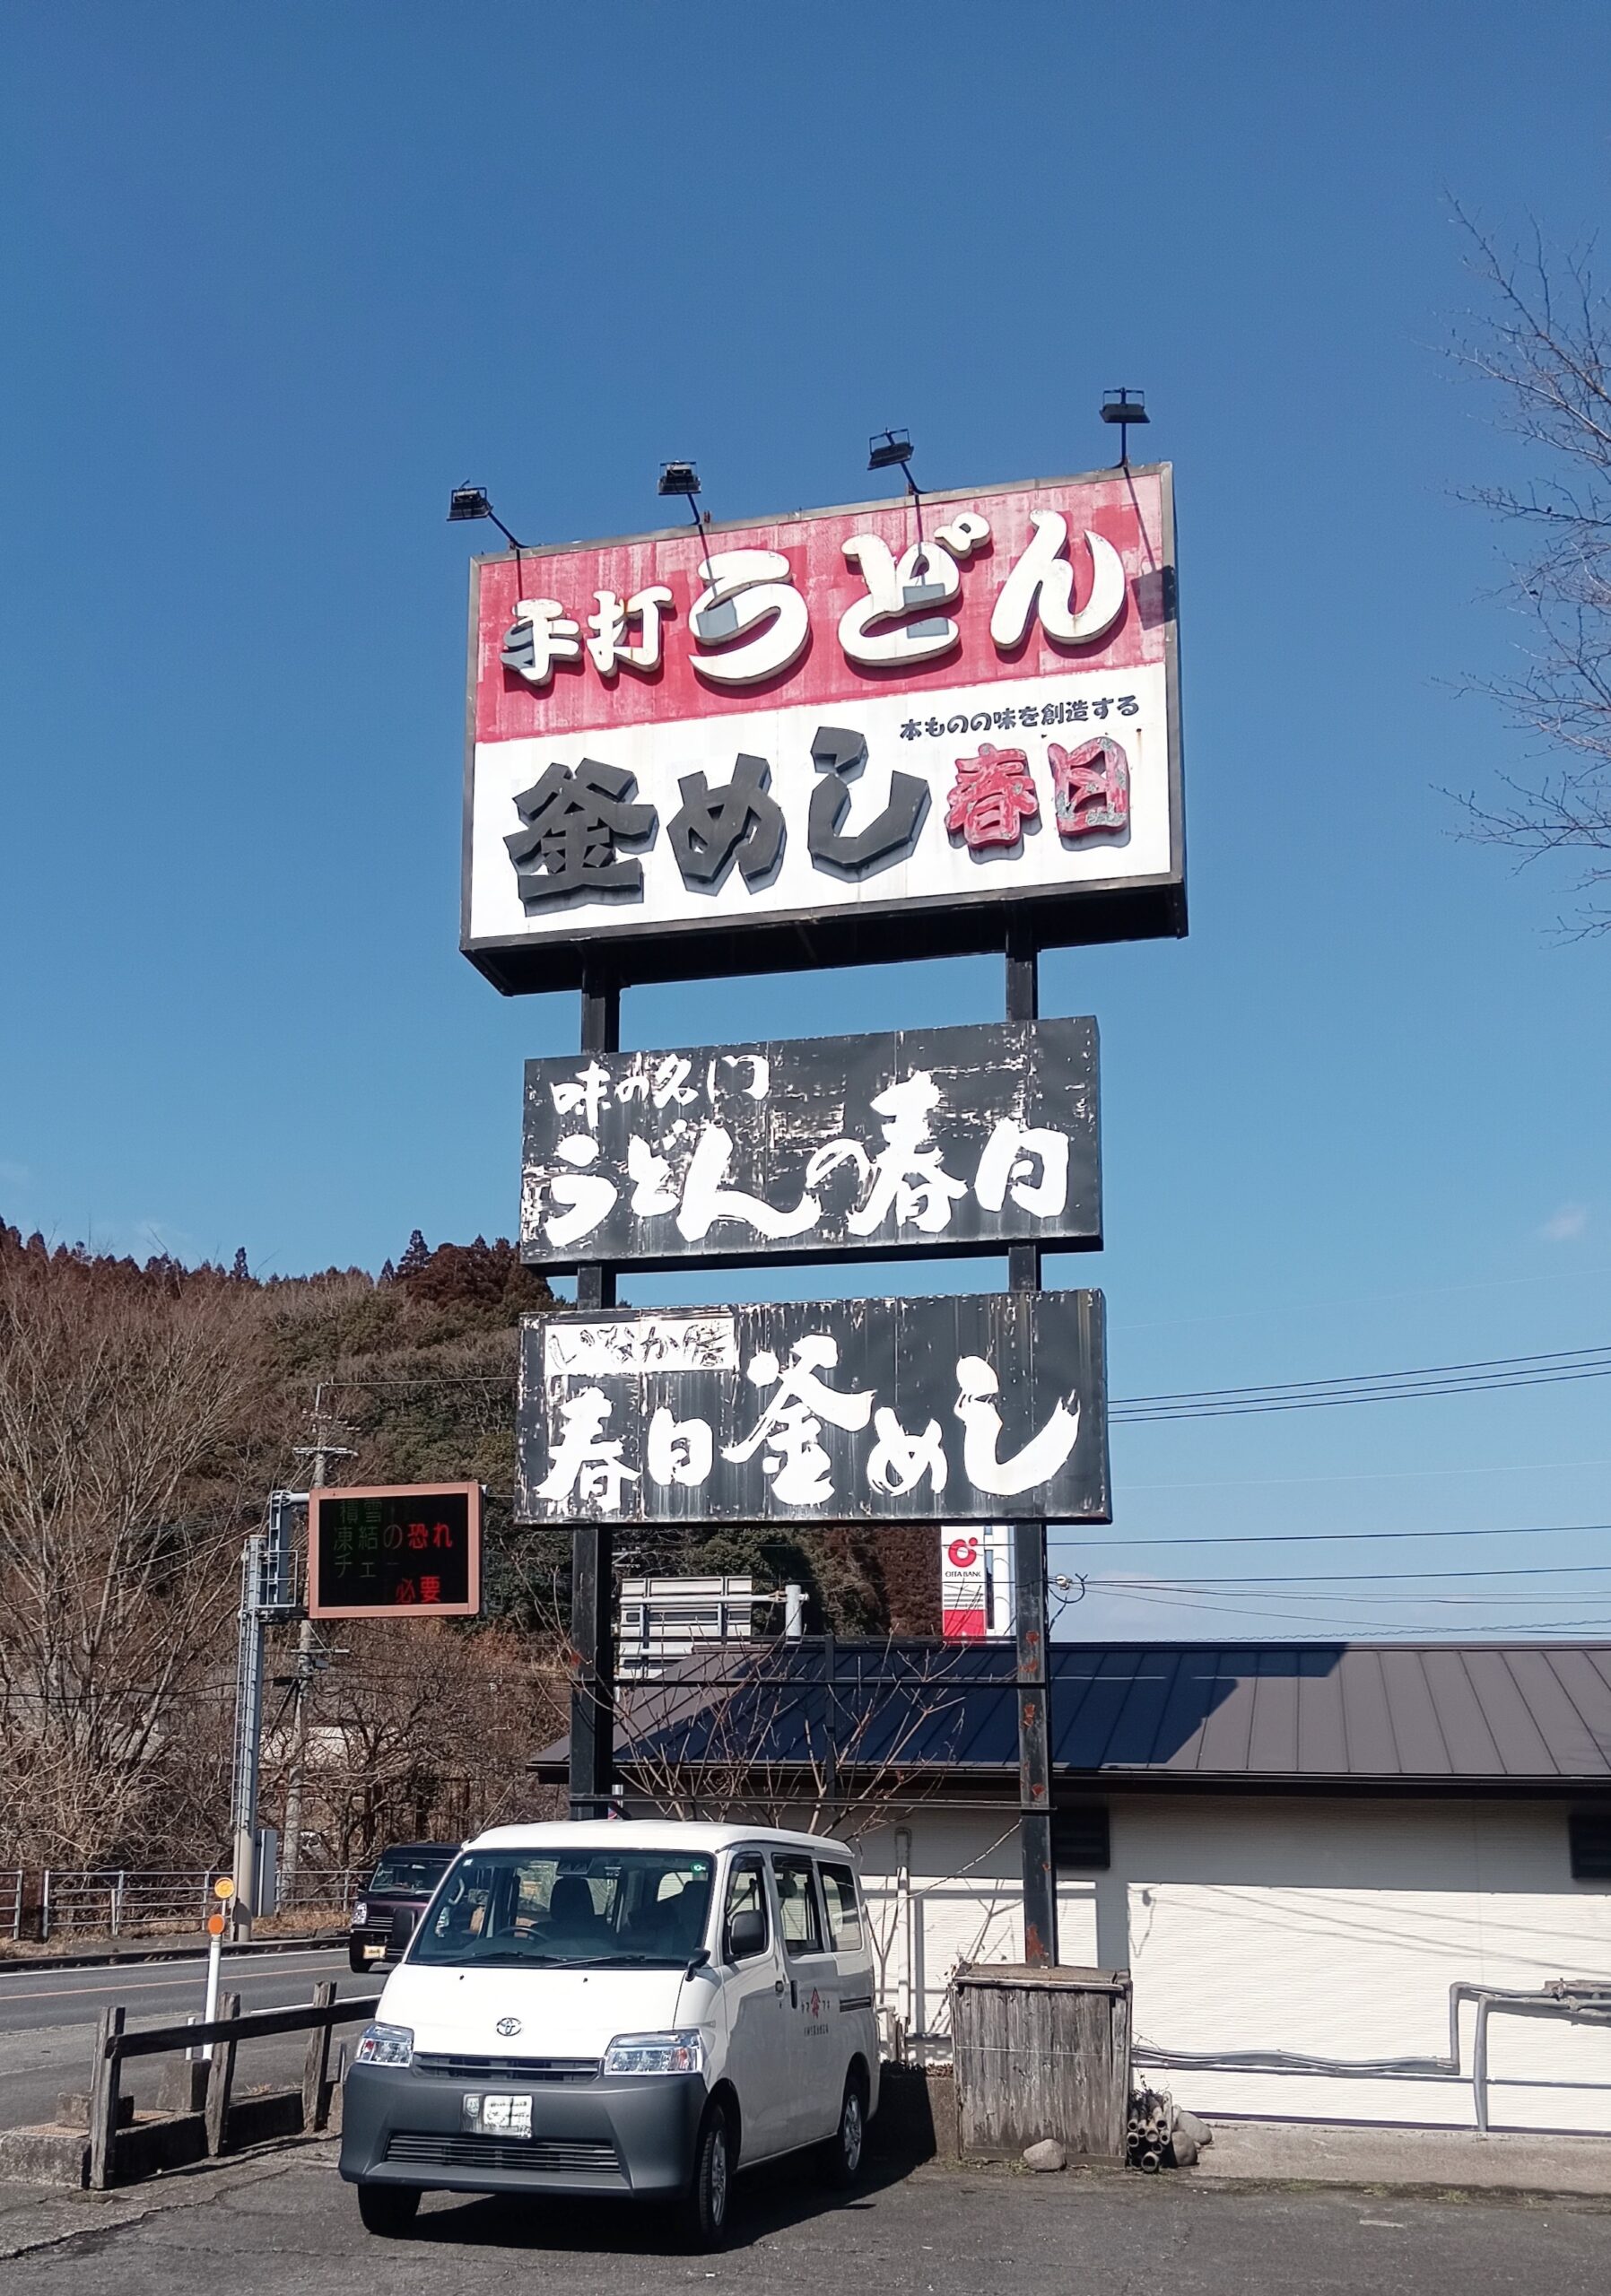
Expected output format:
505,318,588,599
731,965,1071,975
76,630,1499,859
726,1908,767,1962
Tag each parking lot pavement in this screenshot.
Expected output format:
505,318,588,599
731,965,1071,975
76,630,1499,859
4,2142,1611,2294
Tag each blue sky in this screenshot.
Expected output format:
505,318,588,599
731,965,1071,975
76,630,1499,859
3,3,1608,1637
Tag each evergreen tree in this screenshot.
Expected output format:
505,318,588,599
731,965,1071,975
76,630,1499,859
396,1229,431,1278
231,1247,249,1282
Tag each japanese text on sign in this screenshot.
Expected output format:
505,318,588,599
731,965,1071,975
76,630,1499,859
463,469,1183,991
520,1018,1101,1271
515,1294,1110,1527
308,1484,482,1620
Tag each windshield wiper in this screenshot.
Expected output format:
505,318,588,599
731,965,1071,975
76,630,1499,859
422,1949,569,1966
560,1952,680,1969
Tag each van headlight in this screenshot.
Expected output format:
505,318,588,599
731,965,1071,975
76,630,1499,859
603,2030,706,2077
354,2022,414,2068
352,1902,369,1926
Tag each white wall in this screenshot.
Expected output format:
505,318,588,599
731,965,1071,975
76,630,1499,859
848,1793,1611,2136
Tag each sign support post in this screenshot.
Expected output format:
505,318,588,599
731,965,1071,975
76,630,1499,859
570,963,620,1821
1007,926,1057,1969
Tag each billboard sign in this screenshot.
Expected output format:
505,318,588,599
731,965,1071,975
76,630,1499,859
307,1483,482,1619
941,1524,1016,1640
515,1293,1109,1526
520,1016,1100,1271
463,466,1182,990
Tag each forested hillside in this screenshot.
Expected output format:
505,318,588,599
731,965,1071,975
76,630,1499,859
0,1222,937,1874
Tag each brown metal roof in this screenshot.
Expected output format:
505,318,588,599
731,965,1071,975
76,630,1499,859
532,1641,1611,1791
1051,1644,1611,1781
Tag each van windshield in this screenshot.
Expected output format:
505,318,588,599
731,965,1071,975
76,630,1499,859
410,1849,716,1970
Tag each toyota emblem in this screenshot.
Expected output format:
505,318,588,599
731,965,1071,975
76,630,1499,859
495,2016,522,2038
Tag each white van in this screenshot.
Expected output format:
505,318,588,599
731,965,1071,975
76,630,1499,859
339,1820,881,2248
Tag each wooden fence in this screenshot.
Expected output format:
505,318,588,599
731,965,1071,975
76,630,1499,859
89,1985,381,2188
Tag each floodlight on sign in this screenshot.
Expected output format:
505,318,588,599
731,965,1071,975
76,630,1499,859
446,485,527,551
867,428,914,472
657,460,701,498
1100,389,1150,466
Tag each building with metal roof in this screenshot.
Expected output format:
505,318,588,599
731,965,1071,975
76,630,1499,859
533,1640,1611,2142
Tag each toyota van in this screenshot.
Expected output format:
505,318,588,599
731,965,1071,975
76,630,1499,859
339,1821,880,2248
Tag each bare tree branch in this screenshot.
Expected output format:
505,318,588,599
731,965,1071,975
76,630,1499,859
1447,202,1611,931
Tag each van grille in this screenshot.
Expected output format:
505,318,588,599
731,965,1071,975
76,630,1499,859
412,2054,601,2083
385,2132,621,2177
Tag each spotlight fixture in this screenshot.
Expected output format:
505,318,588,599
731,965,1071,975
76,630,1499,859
865,429,944,627
446,485,527,550
1099,388,1149,467
657,460,701,498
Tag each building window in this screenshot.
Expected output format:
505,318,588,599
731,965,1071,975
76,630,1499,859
1569,1813,1611,1882
1051,1804,1110,1874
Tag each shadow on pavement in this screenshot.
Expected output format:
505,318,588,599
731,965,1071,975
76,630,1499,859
385,2083,939,2255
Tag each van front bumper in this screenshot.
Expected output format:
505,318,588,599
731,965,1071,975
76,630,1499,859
338,2063,708,2197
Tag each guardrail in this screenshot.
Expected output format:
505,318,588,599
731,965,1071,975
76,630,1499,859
3,1866,366,1941
89,1984,382,2188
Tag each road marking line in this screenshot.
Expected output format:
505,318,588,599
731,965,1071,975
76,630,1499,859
0,1953,349,2005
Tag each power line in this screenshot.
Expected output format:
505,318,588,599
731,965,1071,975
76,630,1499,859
1079,1580,1611,1638
1054,1519,1611,1551
1110,1344,1611,1422
1119,1343,1611,1405
1093,1560,1611,1588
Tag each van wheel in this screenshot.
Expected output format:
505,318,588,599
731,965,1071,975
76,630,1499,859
677,2100,733,2250
820,2072,866,2189
356,2181,420,2236
348,1944,369,1973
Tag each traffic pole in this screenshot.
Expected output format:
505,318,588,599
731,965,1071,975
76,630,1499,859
200,1880,231,2060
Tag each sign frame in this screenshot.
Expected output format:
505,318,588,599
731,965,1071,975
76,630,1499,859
306,1482,483,1621
461,464,1184,994
519,1015,1102,1274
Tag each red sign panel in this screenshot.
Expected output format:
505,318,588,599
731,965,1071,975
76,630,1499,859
462,465,1183,992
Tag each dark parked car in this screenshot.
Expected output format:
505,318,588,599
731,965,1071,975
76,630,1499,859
348,1842,459,1973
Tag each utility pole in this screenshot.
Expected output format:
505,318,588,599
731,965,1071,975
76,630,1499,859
229,1492,300,1938
282,1396,354,1906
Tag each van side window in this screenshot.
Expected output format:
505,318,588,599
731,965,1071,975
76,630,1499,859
818,1863,862,1950
723,1856,769,1961
771,1855,824,1956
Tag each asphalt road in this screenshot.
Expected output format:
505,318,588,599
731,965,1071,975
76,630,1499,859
0,1947,362,2129
6,2147,1611,2294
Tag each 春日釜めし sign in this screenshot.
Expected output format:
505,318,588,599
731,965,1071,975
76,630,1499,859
463,467,1183,991
514,1292,1109,1527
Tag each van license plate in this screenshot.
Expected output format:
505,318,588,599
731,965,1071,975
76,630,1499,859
463,2093,532,2137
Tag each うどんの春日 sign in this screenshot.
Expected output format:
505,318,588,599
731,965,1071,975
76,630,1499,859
520,1016,1100,1272
463,466,1182,991
515,1294,1109,1527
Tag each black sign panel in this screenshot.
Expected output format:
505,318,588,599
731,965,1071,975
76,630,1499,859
307,1483,482,1619
520,1018,1100,1273
515,1293,1108,1526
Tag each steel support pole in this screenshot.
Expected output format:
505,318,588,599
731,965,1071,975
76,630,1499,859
569,965,620,1821
229,1536,267,1938
1007,926,1058,1967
